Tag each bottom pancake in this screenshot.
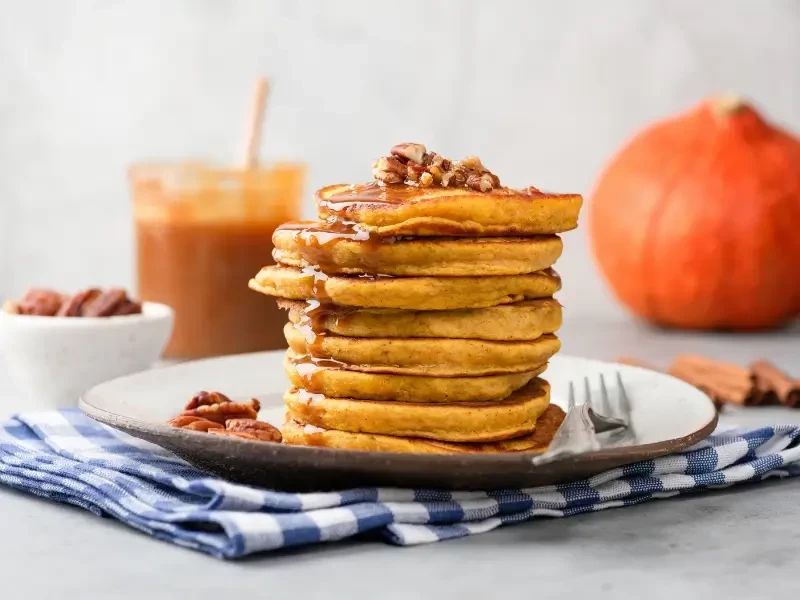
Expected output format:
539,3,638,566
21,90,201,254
285,378,551,442
281,404,566,454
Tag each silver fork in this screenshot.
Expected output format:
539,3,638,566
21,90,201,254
532,372,635,465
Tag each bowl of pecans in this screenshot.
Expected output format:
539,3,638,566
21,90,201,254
0,287,173,410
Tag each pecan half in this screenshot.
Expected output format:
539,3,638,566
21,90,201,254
113,300,143,316
82,288,127,317
168,415,224,431
180,398,261,424
18,289,64,316
224,418,282,443
184,391,233,411
57,288,101,317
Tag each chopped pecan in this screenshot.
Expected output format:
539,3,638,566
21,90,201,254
18,289,64,316
466,173,496,192
184,391,233,410
405,162,425,182
372,156,407,184
372,144,501,192
391,143,426,164
457,156,484,171
168,415,224,431
428,165,444,183
180,397,261,424
225,418,282,442
57,288,101,317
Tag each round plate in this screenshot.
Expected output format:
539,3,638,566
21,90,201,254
79,352,717,491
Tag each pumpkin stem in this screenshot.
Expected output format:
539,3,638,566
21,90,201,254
712,94,749,118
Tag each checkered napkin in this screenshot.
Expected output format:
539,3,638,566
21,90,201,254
1,409,800,559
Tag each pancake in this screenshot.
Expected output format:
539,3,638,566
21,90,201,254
285,378,550,442
285,351,545,402
316,182,583,237
281,403,565,454
284,324,560,376
279,298,562,341
272,221,563,276
249,266,561,310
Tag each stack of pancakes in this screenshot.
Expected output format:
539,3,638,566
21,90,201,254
250,144,583,453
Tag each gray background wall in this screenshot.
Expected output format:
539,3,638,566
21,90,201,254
2,0,799,320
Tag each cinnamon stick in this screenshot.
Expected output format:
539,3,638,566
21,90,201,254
668,354,758,406
750,360,800,407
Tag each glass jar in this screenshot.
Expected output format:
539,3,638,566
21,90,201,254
130,162,304,359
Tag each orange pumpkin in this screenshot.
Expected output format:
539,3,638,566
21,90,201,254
590,96,800,330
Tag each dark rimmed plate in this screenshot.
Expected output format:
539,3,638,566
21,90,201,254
80,351,717,491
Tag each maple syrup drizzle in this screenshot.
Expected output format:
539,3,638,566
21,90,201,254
299,265,330,300
292,352,347,392
294,387,326,406
285,217,404,383
278,219,409,274
317,181,417,207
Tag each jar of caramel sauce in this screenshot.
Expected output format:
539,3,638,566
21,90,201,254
130,162,304,359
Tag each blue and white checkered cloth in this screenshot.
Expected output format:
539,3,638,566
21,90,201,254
1,408,800,559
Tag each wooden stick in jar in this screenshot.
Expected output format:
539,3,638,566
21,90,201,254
244,76,270,169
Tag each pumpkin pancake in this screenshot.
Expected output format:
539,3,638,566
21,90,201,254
284,324,560,376
316,182,583,237
281,403,565,454
249,266,561,310
284,378,551,442
278,298,562,341
284,351,545,402
272,221,563,276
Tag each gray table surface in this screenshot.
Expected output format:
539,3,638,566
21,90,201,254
1,316,799,599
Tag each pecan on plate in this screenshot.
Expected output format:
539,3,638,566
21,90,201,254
224,418,282,442
168,415,224,432
180,397,261,425
184,390,233,411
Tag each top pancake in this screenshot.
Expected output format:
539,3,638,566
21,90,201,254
316,182,583,237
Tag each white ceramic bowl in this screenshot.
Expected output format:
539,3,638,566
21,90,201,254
0,302,173,410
